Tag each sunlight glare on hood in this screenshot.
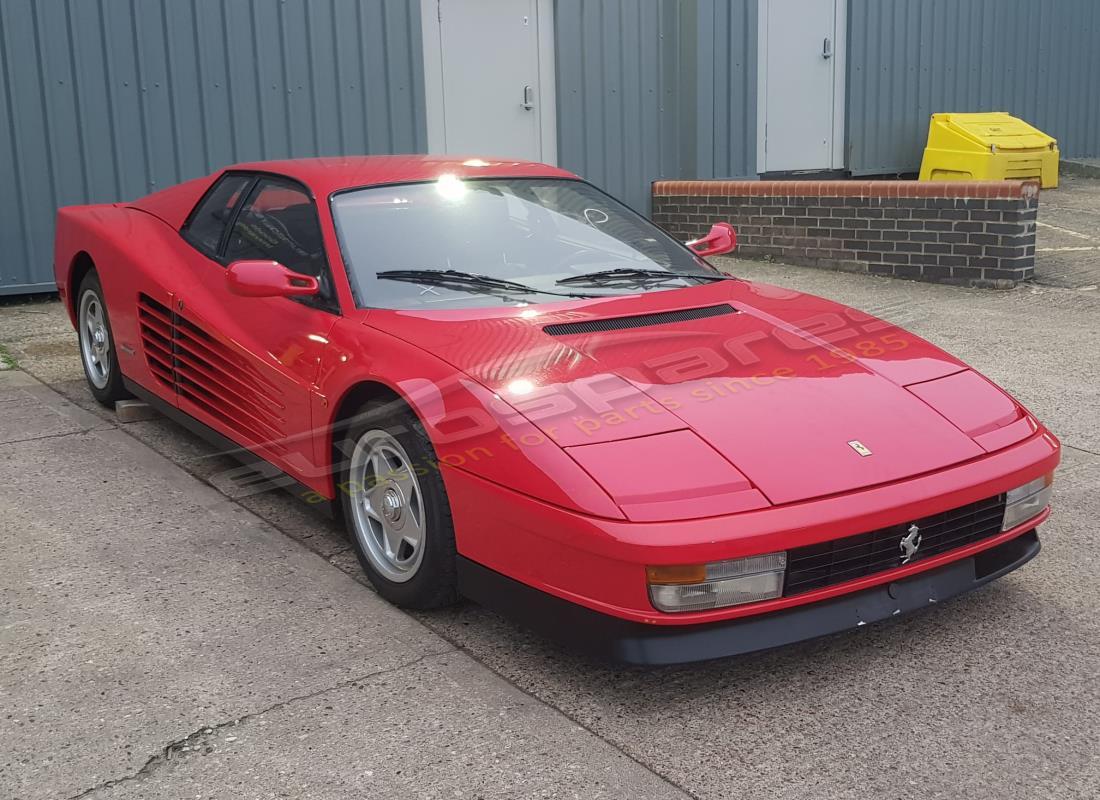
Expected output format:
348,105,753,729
506,378,536,396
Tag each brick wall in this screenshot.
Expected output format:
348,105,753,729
652,180,1039,287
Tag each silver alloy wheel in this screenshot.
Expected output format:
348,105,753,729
78,288,111,390
348,429,427,583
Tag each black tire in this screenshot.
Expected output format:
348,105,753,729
337,399,458,609
75,270,132,407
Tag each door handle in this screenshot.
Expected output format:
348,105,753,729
822,37,833,59
521,84,535,110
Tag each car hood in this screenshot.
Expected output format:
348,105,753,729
368,280,1021,508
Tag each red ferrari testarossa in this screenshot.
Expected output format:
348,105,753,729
55,156,1058,664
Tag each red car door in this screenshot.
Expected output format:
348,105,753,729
164,174,338,493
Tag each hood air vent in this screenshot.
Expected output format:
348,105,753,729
543,304,736,336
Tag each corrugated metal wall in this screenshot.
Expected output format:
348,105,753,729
0,0,426,295
693,0,757,181
554,0,757,213
847,0,1100,174
553,0,685,213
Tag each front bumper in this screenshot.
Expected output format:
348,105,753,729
458,529,1041,665
445,431,1058,624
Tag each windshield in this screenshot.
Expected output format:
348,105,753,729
330,177,723,309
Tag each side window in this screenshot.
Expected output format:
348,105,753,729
225,179,327,279
181,174,251,257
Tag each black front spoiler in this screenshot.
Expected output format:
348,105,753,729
457,530,1041,665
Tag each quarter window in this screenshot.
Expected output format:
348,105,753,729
181,174,251,257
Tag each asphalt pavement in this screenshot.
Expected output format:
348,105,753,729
1,185,1098,799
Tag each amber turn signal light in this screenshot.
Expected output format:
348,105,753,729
645,564,708,585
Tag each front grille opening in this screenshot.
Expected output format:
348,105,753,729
784,494,1007,596
542,303,736,336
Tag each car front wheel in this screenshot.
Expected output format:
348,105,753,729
338,400,458,609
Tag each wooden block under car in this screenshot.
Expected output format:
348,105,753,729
114,399,159,423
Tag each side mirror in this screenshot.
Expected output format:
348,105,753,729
686,222,737,258
226,260,319,298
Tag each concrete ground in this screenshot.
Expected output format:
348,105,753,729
1034,174,1100,289
2,187,1099,799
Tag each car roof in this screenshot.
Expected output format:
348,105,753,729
226,155,580,197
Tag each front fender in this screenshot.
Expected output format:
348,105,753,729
316,317,624,520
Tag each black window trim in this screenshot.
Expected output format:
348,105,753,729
214,173,260,261
180,169,341,316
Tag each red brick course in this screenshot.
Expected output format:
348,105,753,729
653,180,1039,199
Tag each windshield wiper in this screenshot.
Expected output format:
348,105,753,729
376,269,601,299
556,267,737,287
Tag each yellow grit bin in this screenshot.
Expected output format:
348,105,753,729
919,112,1059,188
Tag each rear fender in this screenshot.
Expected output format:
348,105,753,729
54,204,136,327
53,205,186,403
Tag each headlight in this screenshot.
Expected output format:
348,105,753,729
646,552,787,612
1002,473,1054,531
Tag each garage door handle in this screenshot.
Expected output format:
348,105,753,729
521,84,535,110
822,37,833,59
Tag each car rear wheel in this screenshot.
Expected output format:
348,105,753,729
76,271,131,406
338,400,458,609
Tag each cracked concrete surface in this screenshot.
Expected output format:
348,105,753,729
76,652,690,800
68,651,457,799
2,232,1099,799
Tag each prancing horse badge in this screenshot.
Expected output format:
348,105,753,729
848,440,873,457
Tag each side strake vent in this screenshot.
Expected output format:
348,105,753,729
542,304,736,336
137,293,287,453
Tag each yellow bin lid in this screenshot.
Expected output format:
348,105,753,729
932,112,1055,151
